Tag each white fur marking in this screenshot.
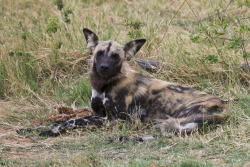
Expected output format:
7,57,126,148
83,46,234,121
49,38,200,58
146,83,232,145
137,107,146,116
142,136,155,141
102,92,109,104
87,39,96,49
175,123,198,131
126,47,136,58
92,89,109,104
131,105,146,118
83,119,90,123
51,126,60,134
91,89,104,101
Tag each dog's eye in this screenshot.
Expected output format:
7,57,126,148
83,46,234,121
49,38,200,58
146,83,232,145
111,53,119,60
96,51,104,57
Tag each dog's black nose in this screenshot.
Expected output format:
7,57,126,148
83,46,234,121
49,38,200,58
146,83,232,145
101,64,109,70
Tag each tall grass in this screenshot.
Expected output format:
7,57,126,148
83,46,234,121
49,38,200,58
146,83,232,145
0,0,249,103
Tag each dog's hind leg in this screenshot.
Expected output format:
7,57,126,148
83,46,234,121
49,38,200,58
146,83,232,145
154,116,197,135
155,104,229,135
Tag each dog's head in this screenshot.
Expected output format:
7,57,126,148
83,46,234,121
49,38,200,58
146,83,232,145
83,28,146,78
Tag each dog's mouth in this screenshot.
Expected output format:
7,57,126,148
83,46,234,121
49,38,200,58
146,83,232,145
97,69,112,78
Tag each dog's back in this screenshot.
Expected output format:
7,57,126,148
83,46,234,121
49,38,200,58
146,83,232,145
93,63,229,134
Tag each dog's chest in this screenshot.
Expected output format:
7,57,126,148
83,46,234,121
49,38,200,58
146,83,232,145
91,89,125,113
91,88,145,120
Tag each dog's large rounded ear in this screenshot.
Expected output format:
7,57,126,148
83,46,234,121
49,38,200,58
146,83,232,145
124,39,146,60
83,28,99,55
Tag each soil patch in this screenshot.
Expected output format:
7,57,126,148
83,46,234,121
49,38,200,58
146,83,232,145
48,106,92,122
0,136,33,148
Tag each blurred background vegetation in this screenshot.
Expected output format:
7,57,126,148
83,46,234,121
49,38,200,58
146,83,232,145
0,0,249,107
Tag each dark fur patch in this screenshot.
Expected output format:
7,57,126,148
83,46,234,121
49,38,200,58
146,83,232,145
91,97,106,117
83,28,99,42
75,116,104,127
167,85,183,93
145,94,173,120
106,42,112,53
167,85,193,94
68,120,74,124
152,89,164,95
207,105,220,113
90,64,109,92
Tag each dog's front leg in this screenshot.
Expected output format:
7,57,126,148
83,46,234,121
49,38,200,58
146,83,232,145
39,115,104,137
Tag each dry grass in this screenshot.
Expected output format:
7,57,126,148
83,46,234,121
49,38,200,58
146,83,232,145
0,0,249,166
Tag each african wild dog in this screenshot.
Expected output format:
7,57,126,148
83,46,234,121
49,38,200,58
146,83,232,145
39,28,229,137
